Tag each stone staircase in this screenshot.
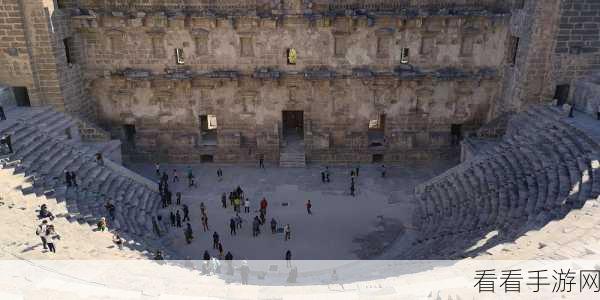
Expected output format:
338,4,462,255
0,106,166,247
405,104,600,259
279,151,306,167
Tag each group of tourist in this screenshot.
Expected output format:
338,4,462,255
35,219,59,253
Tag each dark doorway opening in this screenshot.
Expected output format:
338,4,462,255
123,124,136,148
451,124,462,146
200,154,214,162
554,84,570,107
372,154,384,163
282,110,303,137
199,114,217,145
13,87,31,107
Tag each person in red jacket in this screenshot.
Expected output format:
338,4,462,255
260,198,268,215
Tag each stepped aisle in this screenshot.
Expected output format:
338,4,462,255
407,104,600,259
0,106,166,256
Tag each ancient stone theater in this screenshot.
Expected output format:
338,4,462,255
1,0,552,165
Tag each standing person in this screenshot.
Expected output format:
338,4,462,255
36,220,48,250
381,164,386,178
70,171,77,187
166,190,172,206
244,198,250,213
270,218,277,234
212,232,220,249
221,193,227,208
259,210,266,225
173,169,179,183
176,192,181,205
229,192,235,207
229,218,236,235
0,105,5,121
155,163,160,177
202,213,209,232
184,223,193,244
161,171,169,184
259,155,265,169
218,242,224,258
161,194,167,209
182,204,190,222
597,103,600,120
189,176,195,188
260,198,268,215
200,202,206,215
170,211,176,227
217,168,223,181
284,224,291,241
252,216,260,237
187,166,193,186
355,166,360,176
285,250,292,268
176,210,182,228
350,182,355,197
306,200,312,215
234,197,241,213
235,213,243,229
104,199,115,220
45,225,59,253
65,171,72,187
321,170,325,183
325,166,330,182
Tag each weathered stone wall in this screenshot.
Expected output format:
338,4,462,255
498,0,600,115
551,0,600,98
2,0,525,163
75,6,510,163
0,0,93,118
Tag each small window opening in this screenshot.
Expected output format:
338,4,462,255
400,48,409,64
63,38,74,64
508,36,519,66
175,48,184,65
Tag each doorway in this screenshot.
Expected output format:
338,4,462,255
13,87,31,107
450,124,462,146
554,84,570,107
372,154,384,163
123,124,136,148
282,110,303,137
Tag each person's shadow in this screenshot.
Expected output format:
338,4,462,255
21,243,44,253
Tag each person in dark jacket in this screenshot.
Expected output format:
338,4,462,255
182,204,190,222
176,210,182,228
229,218,236,235
270,218,277,234
170,211,176,227
184,223,193,244
212,231,220,249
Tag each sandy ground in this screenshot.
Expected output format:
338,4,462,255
128,161,456,260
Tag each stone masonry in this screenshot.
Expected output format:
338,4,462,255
1,0,599,164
